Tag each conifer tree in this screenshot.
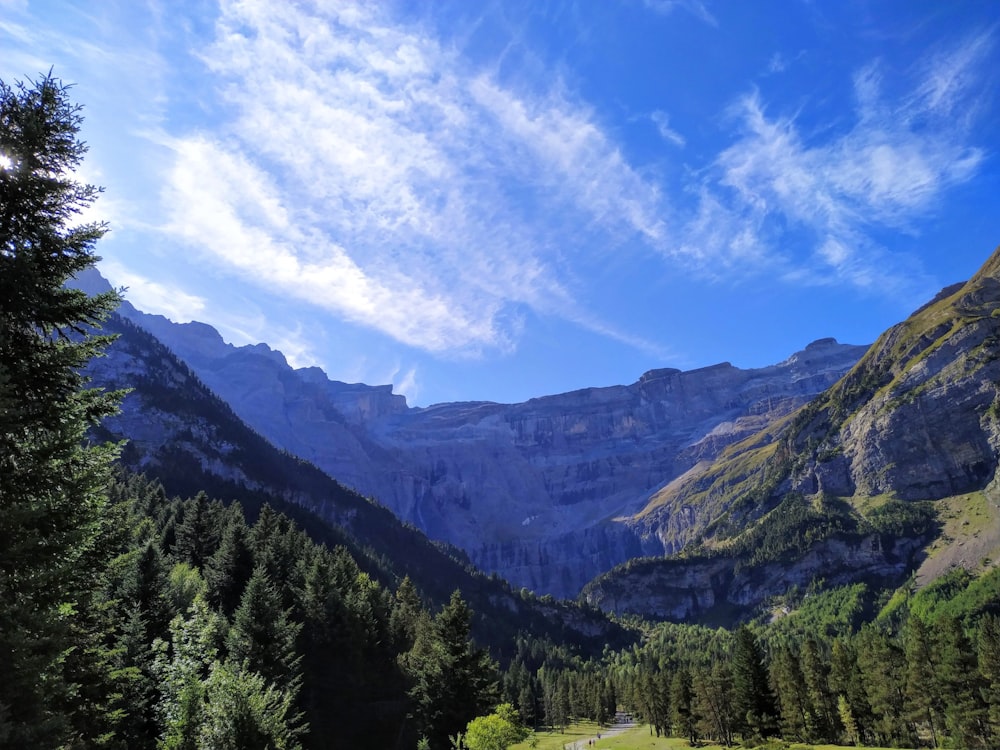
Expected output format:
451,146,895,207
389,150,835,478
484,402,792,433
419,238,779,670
829,636,871,744
173,491,221,569
390,575,424,651
978,614,1000,739
770,645,810,742
226,565,302,697
731,625,778,741
517,679,537,729
799,636,838,742
204,507,255,617
692,662,734,746
903,616,942,747
670,666,697,745
404,590,499,748
121,539,173,642
936,615,988,748
856,625,910,747
0,72,121,746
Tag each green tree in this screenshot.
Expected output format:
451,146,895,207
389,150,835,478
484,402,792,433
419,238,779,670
692,662,734,746
155,595,228,750
670,666,698,745
198,662,303,750
0,72,122,746
391,575,425,651
464,703,528,750
936,615,988,748
800,636,839,742
204,507,254,617
731,625,778,741
829,636,871,744
856,625,910,747
903,616,941,747
226,565,302,696
173,491,221,570
770,645,810,742
978,614,1000,740
404,591,499,748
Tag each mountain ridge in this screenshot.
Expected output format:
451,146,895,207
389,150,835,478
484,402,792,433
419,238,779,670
75,264,865,598
583,243,1000,621
85,307,631,651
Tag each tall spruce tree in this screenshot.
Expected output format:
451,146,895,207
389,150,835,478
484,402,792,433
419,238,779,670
770,645,810,742
856,625,910,747
936,616,988,748
829,636,872,744
670,666,697,745
978,614,1000,739
403,590,499,748
226,565,302,696
0,72,121,745
731,625,778,741
799,636,838,742
903,616,942,747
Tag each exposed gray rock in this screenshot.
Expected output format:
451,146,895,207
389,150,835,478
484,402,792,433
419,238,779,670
583,533,923,621
583,249,1000,620
105,290,864,597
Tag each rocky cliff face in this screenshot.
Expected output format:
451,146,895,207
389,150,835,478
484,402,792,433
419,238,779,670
96,284,865,598
582,244,1000,621
583,533,924,621
83,312,632,649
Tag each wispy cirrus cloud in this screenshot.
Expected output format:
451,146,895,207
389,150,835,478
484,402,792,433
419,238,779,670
679,30,992,292
101,260,207,322
160,0,668,357
642,0,718,27
155,0,992,360
651,110,686,148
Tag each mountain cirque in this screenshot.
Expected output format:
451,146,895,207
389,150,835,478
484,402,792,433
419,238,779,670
85,274,865,598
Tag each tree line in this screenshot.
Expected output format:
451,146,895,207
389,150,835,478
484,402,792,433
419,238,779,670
493,577,1000,749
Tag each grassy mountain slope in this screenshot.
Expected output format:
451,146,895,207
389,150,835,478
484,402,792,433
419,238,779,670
584,243,1000,623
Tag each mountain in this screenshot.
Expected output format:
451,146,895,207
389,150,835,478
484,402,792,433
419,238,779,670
80,271,864,598
582,244,1000,622
83,302,630,653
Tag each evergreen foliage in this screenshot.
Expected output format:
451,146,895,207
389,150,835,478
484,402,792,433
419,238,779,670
402,590,501,748
0,72,122,746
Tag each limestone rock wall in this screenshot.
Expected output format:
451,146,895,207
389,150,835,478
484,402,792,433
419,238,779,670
115,299,865,598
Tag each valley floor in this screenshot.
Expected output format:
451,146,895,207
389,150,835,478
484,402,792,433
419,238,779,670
510,721,911,750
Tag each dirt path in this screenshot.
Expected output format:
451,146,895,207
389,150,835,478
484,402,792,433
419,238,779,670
563,719,637,749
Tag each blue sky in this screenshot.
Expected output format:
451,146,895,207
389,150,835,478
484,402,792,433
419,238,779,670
3,1,999,406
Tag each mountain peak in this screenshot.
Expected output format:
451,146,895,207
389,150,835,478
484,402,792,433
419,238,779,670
804,337,839,350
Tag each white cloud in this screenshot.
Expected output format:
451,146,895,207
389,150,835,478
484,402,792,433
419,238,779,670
680,33,991,292
766,52,786,75
100,260,207,322
158,0,669,356
163,136,499,353
643,0,718,27
651,110,686,148
913,30,994,121
390,365,420,405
